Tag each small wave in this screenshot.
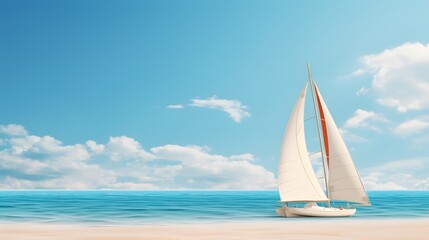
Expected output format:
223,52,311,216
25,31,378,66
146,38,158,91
0,190,428,224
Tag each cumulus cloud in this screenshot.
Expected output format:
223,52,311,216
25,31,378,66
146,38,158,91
86,140,105,154
0,124,28,136
190,96,251,122
393,118,429,136
362,172,406,190
353,42,429,112
362,158,429,190
151,145,275,189
229,153,255,162
0,134,114,189
9,135,90,161
0,124,275,189
342,109,389,132
339,109,389,142
104,136,155,161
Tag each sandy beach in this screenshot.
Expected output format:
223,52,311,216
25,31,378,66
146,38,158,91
0,219,428,240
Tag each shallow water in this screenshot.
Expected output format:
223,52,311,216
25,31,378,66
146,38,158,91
0,190,427,224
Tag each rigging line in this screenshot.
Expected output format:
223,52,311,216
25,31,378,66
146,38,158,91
304,116,316,121
311,116,326,121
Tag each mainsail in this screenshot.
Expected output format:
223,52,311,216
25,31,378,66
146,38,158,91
313,83,370,205
278,83,329,202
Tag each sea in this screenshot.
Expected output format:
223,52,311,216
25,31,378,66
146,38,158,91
0,190,428,225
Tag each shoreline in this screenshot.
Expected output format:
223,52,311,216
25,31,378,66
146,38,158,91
1,216,428,226
0,218,428,240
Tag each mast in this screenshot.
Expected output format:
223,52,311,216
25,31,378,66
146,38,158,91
307,63,331,208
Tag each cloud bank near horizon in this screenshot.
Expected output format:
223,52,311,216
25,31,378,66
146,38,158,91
0,124,427,190
0,124,275,190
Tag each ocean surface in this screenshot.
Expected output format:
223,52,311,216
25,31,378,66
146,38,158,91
0,190,428,225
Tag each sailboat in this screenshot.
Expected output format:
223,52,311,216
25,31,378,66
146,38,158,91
276,64,370,217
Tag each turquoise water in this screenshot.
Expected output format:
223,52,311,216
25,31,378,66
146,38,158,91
0,190,427,224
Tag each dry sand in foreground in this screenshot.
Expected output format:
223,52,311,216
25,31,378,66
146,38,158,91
0,219,428,240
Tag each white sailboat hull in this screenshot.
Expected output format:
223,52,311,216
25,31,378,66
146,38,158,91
276,206,356,217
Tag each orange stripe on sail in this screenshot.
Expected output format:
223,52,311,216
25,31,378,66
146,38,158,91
314,86,330,167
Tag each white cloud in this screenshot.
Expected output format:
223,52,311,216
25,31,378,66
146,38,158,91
190,96,251,122
151,144,276,189
350,68,366,77
362,158,429,190
9,135,90,161
0,124,276,190
342,109,389,132
354,42,429,112
229,153,255,162
413,178,429,189
393,119,429,136
0,124,28,136
339,109,389,142
86,140,105,154
0,134,115,189
104,136,155,161
166,104,184,109
308,151,322,166
362,172,406,190
5,123,427,190
108,182,161,190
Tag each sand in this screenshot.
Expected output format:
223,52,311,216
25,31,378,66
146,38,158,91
0,219,428,240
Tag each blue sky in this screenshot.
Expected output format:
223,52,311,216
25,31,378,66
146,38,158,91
1,0,429,189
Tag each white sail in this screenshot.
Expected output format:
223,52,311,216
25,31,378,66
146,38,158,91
313,83,370,205
278,83,329,202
